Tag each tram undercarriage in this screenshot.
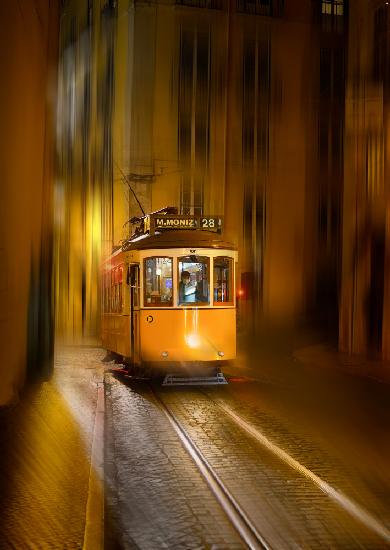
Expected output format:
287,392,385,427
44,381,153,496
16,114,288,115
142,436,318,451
108,355,229,385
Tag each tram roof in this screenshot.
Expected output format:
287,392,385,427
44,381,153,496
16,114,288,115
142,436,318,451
123,230,236,251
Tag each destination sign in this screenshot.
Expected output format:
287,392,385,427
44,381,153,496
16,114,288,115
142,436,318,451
154,216,198,229
149,214,223,234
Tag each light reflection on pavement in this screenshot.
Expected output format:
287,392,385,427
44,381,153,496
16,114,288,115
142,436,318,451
217,342,390,544
0,347,104,549
2,345,390,549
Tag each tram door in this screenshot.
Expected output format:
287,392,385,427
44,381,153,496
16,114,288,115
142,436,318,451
129,264,141,365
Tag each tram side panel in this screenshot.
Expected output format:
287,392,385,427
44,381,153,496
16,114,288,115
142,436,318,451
116,314,131,358
101,314,113,352
132,309,141,365
139,308,236,363
101,314,130,357
101,255,132,359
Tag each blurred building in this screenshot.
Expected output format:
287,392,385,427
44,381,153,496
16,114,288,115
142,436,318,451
0,1,59,405
225,0,346,334
56,0,229,343
340,0,390,360
56,0,390,360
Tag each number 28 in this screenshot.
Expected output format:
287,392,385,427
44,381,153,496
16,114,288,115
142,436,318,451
201,218,215,228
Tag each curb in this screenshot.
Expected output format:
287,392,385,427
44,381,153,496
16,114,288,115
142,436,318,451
83,381,105,550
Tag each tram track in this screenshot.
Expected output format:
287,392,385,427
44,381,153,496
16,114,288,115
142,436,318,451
206,394,390,545
150,385,271,550
150,383,390,549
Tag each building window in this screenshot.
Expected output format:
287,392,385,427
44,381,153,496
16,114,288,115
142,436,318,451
321,0,345,32
322,0,343,16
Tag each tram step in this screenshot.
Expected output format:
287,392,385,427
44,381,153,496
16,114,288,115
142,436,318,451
162,373,228,386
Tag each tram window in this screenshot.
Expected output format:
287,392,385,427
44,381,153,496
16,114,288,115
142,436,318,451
213,257,233,304
178,256,209,305
113,270,118,312
144,257,173,306
118,282,123,312
112,270,115,312
129,265,139,307
117,266,123,313
107,273,111,312
103,272,109,313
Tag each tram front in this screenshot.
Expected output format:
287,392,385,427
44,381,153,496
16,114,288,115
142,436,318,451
129,220,237,384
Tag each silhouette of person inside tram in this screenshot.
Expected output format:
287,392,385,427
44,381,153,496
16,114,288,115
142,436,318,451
179,270,208,304
179,271,196,303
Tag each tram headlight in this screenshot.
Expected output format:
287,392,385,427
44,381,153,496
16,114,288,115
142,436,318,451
161,351,169,358
217,351,224,357
186,334,201,349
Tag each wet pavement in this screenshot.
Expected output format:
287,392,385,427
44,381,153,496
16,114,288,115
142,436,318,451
155,386,387,548
0,347,105,549
1,344,390,549
105,376,244,549
222,342,390,527
104,336,390,549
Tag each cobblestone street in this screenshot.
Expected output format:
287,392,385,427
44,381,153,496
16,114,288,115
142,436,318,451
104,376,244,549
1,346,390,549
104,342,390,549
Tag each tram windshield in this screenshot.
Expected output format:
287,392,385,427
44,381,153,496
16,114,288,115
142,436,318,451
178,256,209,305
144,257,173,306
213,257,234,304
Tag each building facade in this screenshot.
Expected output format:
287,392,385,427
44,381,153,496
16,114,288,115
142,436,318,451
56,0,390,362
339,0,390,359
0,1,59,405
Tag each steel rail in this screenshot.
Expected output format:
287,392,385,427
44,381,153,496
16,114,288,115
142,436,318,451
205,394,390,545
150,387,271,550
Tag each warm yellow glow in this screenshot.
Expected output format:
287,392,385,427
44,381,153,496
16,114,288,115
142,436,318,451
186,333,202,349
184,308,201,349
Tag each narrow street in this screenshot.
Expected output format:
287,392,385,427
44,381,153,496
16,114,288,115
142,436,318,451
1,346,390,549
2,2,390,549
104,365,390,549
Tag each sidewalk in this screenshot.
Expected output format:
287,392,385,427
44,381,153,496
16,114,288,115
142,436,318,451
227,330,390,388
294,344,390,386
0,346,105,549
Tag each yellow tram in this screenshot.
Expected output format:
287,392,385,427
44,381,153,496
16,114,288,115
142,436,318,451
101,209,237,383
